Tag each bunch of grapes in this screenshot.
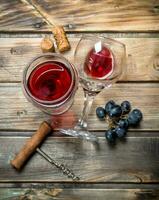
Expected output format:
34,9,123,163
96,100,143,143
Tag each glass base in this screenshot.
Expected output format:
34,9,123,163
60,128,98,142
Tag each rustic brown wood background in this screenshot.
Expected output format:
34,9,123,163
0,0,159,199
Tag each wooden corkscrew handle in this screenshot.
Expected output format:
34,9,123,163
10,121,52,170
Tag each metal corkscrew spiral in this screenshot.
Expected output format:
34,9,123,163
36,148,80,181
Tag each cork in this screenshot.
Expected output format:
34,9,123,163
52,26,70,52
40,37,55,53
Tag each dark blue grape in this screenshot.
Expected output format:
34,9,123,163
128,109,142,126
121,101,131,114
109,105,122,118
118,119,129,129
128,109,143,126
96,107,106,120
105,128,116,143
128,115,139,126
105,100,116,114
115,126,127,138
131,109,143,120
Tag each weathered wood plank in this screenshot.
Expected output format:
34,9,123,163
0,136,159,182
0,0,47,31
0,83,158,131
1,131,158,137
0,35,159,82
0,0,159,32
0,188,159,200
1,183,159,189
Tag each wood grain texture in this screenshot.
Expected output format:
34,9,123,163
0,0,158,195
0,0,47,31
0,135,159,182
0,83,158,131
0,35,159,82
1,182,159,189
0,0,159,31
0,188,159,200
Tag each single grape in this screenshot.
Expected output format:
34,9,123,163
96,107,106,120
131,109,143,120
128,109,143,126
109,105,122,118
115,126,127,138
105,128,116,143
128,115,139,126
121,100,131,114
105,100,116,114
118,118,129,129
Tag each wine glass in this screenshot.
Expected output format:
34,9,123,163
61,35,126,142
23,53,78,115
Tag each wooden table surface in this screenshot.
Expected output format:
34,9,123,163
0,0,159,199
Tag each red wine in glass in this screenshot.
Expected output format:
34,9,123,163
28,61,72,102
84,45,114,79
60,36,125,141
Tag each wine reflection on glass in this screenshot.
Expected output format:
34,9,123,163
61,35,126,142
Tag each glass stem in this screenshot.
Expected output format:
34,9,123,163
77,90,97,129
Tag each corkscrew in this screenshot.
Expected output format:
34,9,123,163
10,121,80,181
36,148,80,181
